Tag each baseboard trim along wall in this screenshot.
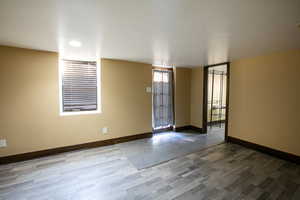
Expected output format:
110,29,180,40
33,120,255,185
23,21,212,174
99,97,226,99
0,132,153,165
174,125,203,133
227,136,300,164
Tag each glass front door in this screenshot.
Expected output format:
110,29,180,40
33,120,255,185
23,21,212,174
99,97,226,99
152,69,174,130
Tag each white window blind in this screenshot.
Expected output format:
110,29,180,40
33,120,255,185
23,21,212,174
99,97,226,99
62,60,98,112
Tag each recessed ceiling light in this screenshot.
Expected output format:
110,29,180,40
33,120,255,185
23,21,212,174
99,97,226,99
69,40,82,47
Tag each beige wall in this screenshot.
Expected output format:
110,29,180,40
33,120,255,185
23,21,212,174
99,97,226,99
174,67,191,127
174,67,204,128
229,50,300,156
190,67,203,128
0,46,152,157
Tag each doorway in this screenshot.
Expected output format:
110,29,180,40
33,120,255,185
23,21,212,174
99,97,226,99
152,68,174,132
203,63,230,141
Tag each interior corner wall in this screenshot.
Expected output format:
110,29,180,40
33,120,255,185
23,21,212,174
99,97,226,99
228,50,300,156
174,66,204,128
0,46,152,157
174,67,191,127
190,67,204,128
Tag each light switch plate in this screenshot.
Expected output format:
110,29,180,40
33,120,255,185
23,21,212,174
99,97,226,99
146,87,152,93
0,139,7,147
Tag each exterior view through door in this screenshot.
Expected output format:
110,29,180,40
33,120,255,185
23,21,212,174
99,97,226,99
152,69,174,131
208,65,227,128
204,64,228,142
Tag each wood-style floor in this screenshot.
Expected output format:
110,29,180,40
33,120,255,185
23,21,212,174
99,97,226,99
0,142,299,200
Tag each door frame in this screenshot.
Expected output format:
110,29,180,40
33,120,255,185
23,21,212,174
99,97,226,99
202,62,230,142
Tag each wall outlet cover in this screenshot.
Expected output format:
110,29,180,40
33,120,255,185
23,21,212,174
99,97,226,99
102,127,108,134
0,139,7,147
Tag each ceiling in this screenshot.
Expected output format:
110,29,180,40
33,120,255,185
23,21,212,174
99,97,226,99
0,0,300,67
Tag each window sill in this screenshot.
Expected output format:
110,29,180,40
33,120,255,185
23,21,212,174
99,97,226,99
60,110,101,116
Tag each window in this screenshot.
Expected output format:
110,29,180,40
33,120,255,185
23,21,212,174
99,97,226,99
59,59,101,115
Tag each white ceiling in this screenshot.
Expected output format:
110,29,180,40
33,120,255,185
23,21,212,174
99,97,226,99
0,0,300,67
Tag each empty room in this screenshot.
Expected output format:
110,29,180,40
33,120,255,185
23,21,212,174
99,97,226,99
0,0,300,199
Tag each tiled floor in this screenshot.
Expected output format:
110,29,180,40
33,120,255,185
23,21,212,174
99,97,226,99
118,126,224,169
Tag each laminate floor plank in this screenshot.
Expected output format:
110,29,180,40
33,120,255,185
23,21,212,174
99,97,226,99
0,131,299,200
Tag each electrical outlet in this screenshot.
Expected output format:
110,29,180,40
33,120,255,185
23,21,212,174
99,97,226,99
102,127,108,134
0,139,7,147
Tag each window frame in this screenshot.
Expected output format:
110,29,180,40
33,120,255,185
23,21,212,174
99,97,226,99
58,58,102,116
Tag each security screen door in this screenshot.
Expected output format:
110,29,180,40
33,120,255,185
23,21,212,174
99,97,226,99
207,67,227,127
152,69,174,130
